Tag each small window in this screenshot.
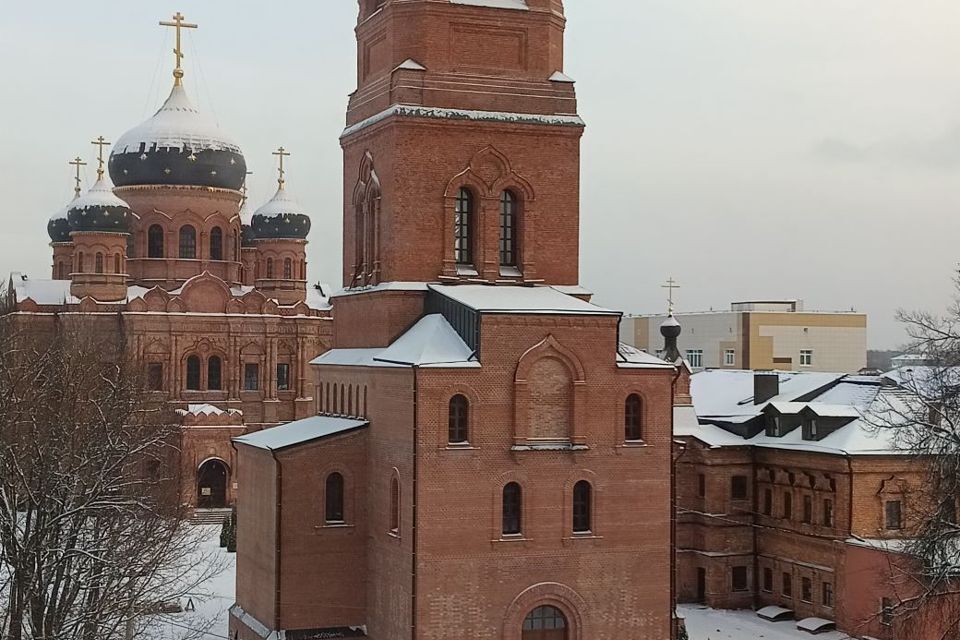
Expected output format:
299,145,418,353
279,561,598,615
210,226,223,260
179,225,197,259
277,363,291,391
95,253,104,274
697,474,706,498
802,495,812,524
325,473,345,523
783,491,793,519
78,252,85,272
822,581,834,608
762,567,773,593
148,225,164,258
685,349,704,368
763,488,773,516
266,258,274,279
208,356,222,391
823,499,834,527
147,363,164,391
881,598,894,625
186,355,201,391
572,480,592,534
502,482,522,536
731,476,748,501
448,394,469,444
801,577,812,603
390,477,400,534
885,500,903,530
800,349,813,367
284,258,293,279
724,349,736,366
732,566,748,592
499,190,519,267
243,363,260,391
454,188,474,265
57,261,66,280
114,254,121,274
782,572,793,598
624,394,642,441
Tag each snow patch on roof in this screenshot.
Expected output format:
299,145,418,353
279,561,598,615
70,176,131,212
395,58,426,71
430,284,615,315
617,343,674,369
253,185,308,219
450,0,528,10
176,404,242,417
332,281,430,298
233,415,368,451
549,71,575,83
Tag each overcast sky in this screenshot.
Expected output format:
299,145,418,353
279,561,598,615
2,1,959,349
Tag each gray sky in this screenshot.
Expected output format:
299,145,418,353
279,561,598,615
2,1,959,349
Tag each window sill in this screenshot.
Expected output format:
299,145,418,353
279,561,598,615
512,443,589,452
620,441,649,449
499,266,522,278
315,522,354,531
563,533,603,547
387,530,401,540
456,265,479,277
492,535,531,547
444,444,479,451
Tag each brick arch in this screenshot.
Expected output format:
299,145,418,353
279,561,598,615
513,336,587,446
502,582,586,640
437,383,482,448
515,335,585,383
490,469,531,539
620,389,649,443
318,462,358,525
563,469,601,536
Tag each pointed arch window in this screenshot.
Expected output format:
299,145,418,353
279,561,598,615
186,355,201,391
325,472,345,523
179,225,197,259
208,356,222,391
573,480,592,533
448,394,470,444
454,188,474,265
499,190,519,267
502,482,522,535
284,258,293,280
95,253,104,274
210,227,223,260
148,225,164,258
625,394,643,441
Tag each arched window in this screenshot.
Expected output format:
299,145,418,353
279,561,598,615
523,606,567,634
573,480,592,533
179,225,197,259
499,190,519,267
208,356,222,391
266,258,274,279
284,258,293,280
210,226,223,260
625,394,643,441
448,394,469,444
114,254,121,274
502,483,522,535
454,188,474,265
57,261,65,280
301,260,306,279
95,253,104,274
325,472,345,523
148,225,164,258
234,230,240,261
77,252,84,272
186,355,201,391
390,476,400,534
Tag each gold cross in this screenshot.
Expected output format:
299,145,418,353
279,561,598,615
90,136,111,179
69,156,87,198
160,12,198,86
661,277,681,314
273,147,291,187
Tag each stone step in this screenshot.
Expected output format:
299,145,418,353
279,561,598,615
191,508,233,525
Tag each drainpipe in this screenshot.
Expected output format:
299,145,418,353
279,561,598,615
670,364,682,640
751,445,759,611
270,448,283,634
411,365,420,640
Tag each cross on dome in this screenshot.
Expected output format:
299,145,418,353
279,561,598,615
90,136,111,179
69,156,87,198
273,147,291,188
661,277,681,314
159,11,198,87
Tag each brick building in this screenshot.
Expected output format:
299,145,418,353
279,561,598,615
4,21,332,511
671,342,943,638
229,1,678,639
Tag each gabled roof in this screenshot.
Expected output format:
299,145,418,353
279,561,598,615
428,284,616,315
233,415,368,452
616,343,674,369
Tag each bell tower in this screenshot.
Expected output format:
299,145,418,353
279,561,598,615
342,0,583,287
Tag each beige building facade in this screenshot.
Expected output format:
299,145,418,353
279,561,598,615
622,300,867,372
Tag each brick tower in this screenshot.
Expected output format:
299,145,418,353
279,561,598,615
231,2,676,639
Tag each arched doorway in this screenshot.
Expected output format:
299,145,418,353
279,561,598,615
522,606,568,640
197,459,228,508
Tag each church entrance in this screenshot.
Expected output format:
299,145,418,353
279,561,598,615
197,459,228,509
522,606,568,640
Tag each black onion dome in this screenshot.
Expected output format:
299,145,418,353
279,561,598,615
47,201,73,242
109,84,246,190
660,314,682,339
240,199,257,247
251,186,311,240
67,177,133,234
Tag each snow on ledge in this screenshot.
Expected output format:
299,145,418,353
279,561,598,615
450,0,529,9
550,71,576,83
342,104,585,138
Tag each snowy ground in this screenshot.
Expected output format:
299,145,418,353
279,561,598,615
145,525,236,640
680,604,854,640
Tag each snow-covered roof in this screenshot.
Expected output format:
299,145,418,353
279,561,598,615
549,71,576,83
9,274,77,305
49,199,74,222
176,404,242,417
691,369,843,418
69,176,131,212
395,58,426,71
312,314,480,369
233,415,368,451
551,284,593,297
616,343,674,369
429,284,616,315
332,281,430,298
450,0,528,9
113,84,242,155
253,185,308,219
679,604,849,640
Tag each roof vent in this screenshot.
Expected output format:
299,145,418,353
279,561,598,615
754,371,780,405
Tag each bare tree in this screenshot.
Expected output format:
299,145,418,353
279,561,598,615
0,312,224,640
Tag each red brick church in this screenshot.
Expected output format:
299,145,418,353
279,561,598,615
230,1,677,639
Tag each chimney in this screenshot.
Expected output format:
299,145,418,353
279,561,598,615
754,371,780,405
